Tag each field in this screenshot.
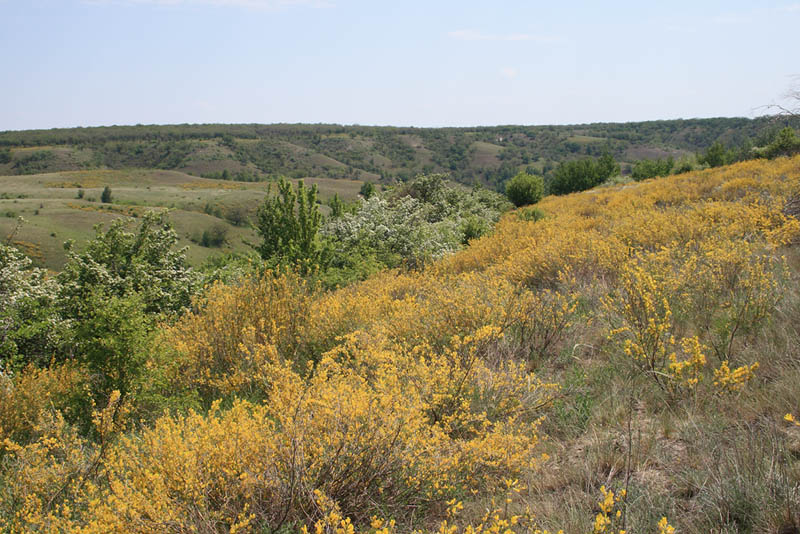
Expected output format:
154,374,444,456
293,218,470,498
0,169,364,269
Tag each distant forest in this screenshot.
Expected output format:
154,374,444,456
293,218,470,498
2,116,799,189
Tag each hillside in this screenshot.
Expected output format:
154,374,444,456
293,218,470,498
0,168,364,270
2,117,799,189
1,156,800,533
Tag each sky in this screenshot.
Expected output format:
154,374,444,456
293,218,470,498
1,0,799,130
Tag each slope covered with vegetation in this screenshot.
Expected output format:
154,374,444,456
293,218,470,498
1,155,800,533
0,169,366,270
2,117,799,189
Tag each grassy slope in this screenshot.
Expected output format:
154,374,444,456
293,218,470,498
297,155,800,532
0,169,364,269
436,157,800,532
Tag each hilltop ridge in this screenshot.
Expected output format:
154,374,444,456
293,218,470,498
3,117,798,188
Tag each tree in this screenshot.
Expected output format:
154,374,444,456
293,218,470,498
200,224,228,247
69,291,152,400
58,211,197,317
360,182,376,199
765,79,800,118
700,142,726,168
101,186,113,203
0,242,63,368
254,178,323,272
762,127,800,159
631,157,674,181
505,172,544,207
224,204,248,226
328,193,345,218
549,154,619,195
597,152,620,179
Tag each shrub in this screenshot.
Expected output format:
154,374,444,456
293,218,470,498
0,243,63,367
549,154,619,195
359,181,376,199
200,223,227,247
58,211,197,317
255,178,323,273
631,157,674,181
762,127,800,159
0,362,92,444
100,185,112,203
700,141,727,167
165,271,318,401
505,171,544,206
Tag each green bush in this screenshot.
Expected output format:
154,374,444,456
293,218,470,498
200,224,228,248
699,141,727,167
360,182,376,199
631,157,674,181
762,127,800,159
58,211,198,317
254,178,323,273
549,153,619,195
68,291,152,401
505,172,544,207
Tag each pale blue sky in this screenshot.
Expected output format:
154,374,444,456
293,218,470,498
1,0,799,130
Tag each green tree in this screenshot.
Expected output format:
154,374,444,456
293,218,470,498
597,152,621,178
763,127,800,159
700,141,727,168
360,182,376,199
58,211,197,318
549,154,618,195
505,172,544,207
200,224,228,247
69,291,152,401
328,193,345,218
255,178,323,272
0,242,63,368
631,157,674,181
0,148,11,164
101,185,113,203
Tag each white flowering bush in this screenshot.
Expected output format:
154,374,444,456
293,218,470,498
320,174,510,284
58,211,199,318
0,242,63,368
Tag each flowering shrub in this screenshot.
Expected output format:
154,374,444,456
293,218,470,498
0,242,63,367
1,327,552,532
2,156,800,532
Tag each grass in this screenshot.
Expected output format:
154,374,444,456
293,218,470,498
0,168,364,269
525,248,800,533
469,141,504,167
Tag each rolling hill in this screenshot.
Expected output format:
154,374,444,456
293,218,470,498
3,117,799,189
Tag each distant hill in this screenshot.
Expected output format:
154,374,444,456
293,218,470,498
2,117,798,189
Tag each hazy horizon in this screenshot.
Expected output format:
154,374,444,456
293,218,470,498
2,0,799,131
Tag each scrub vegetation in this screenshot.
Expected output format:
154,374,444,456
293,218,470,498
2,137,800,533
